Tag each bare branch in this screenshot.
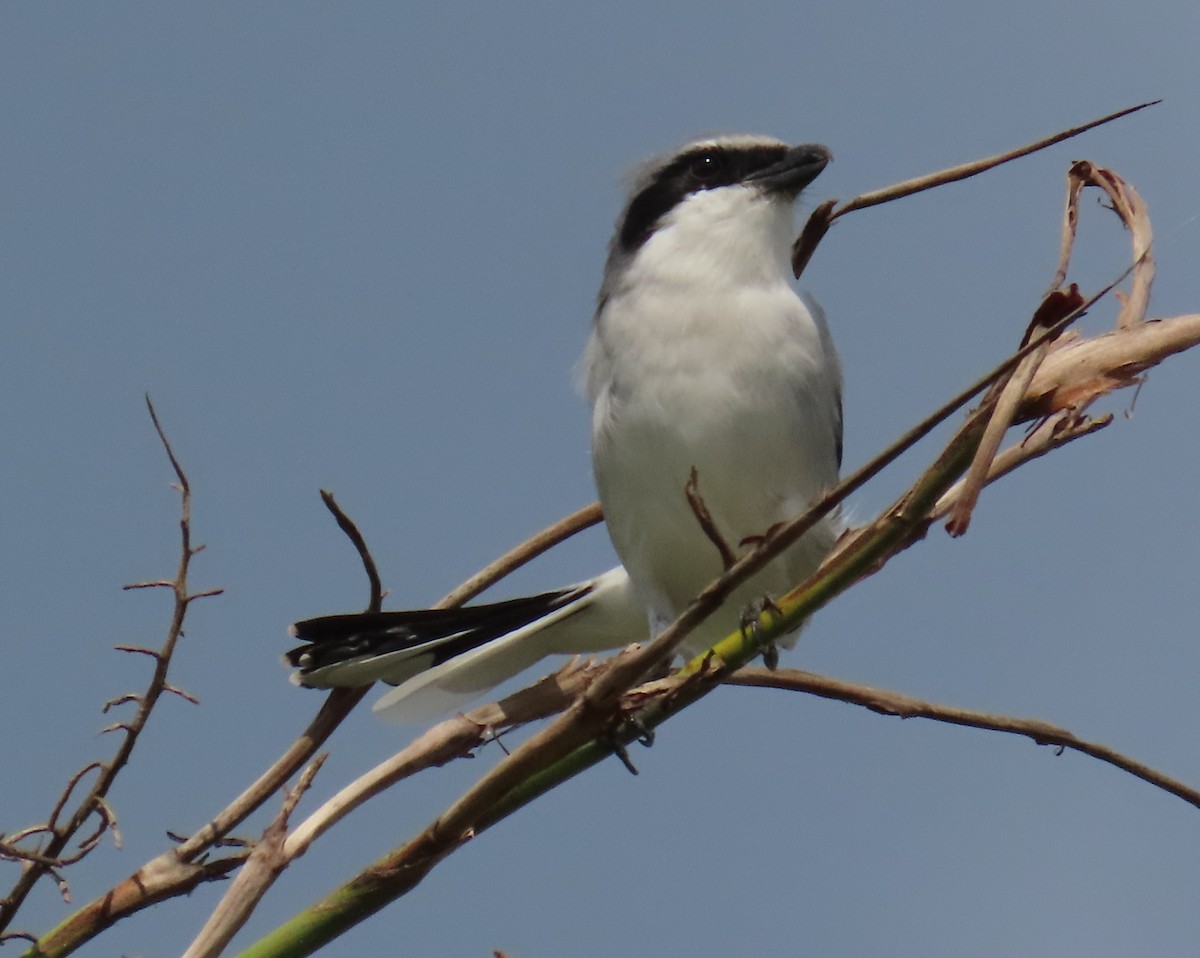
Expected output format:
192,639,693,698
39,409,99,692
726,667,1200,810
18,852,247,955
182,758,327,958
49,870,70,904
1020,314,1200,417
0,399,220,940
45,764,103,832
1,826,54,848
282,655,635,859
163,684,201,706
112,645,161,659
160,496,607,951
945,156,1157,539
102,694,142,713
319,490,384,613
0,843,68,869
1067,161,1155,329
30,482,406,952
792,100,1159,277
1052,169,1088,289
437,501,604,608
183,655,636,954
0,797,117,870
92,800,120,850
946,285,1086,536
933,409,1113,520
684,468,738,569
850,102,1158,215
145,395,190,496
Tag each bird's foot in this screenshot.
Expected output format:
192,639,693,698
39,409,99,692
739,594,784,669
606,713,655,776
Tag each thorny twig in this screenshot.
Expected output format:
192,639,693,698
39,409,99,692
30,464,594,956
0,398,222,936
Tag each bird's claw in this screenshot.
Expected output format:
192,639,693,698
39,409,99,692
739,594,784,669
606,713,655,775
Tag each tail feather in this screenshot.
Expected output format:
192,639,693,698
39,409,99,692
287,585,590,688
371,595,607,722
289,589,586,646
286,567,645,720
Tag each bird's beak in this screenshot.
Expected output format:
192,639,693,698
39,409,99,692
745,143,832,195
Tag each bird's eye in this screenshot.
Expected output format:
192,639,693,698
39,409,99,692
688,150,726,182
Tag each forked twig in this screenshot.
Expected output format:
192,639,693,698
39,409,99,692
182,758,327,958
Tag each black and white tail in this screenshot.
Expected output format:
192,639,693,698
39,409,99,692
285,566,643,722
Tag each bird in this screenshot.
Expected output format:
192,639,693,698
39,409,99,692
286,134,843,721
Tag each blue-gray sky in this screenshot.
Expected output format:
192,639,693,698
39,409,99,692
3,3,1199,956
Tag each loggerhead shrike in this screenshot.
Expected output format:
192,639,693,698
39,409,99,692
286,135,843,721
